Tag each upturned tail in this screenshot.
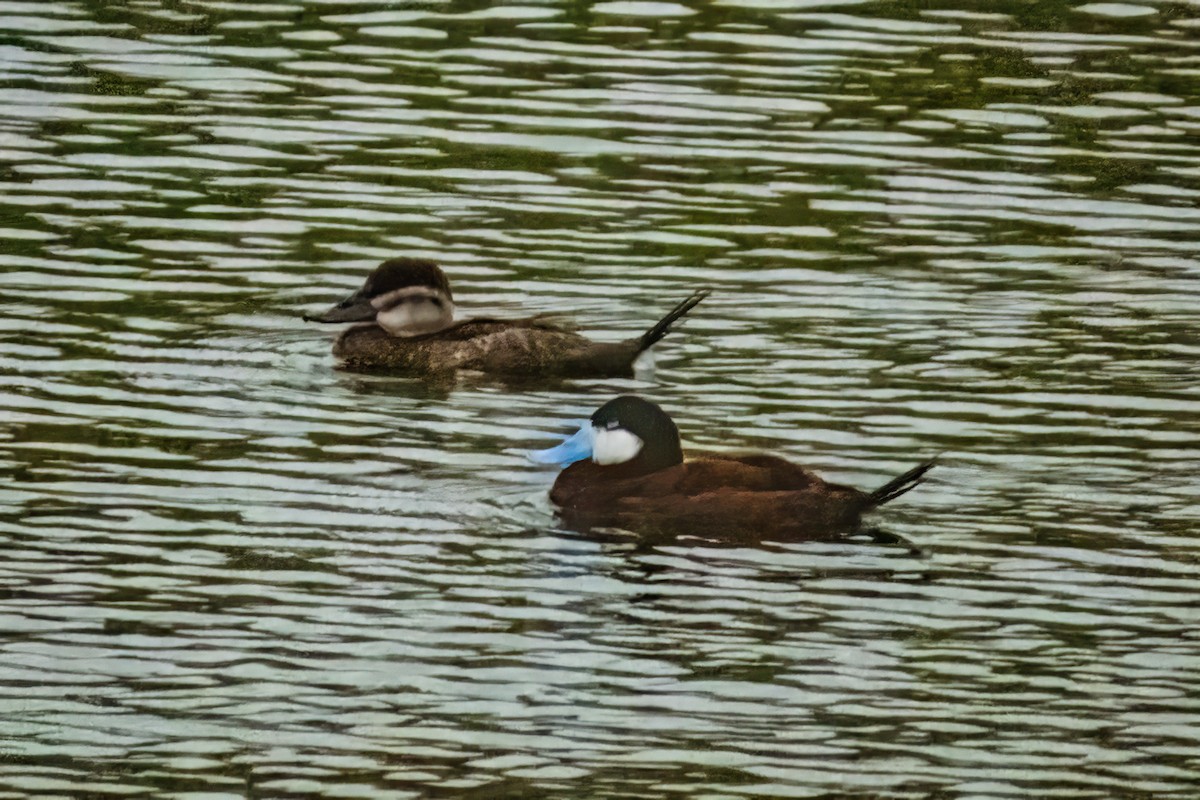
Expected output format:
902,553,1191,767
637,288,711,353
867,459,936,508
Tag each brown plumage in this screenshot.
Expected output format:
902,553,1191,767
538,396,934,543
332,316,687,375
306,257,709,377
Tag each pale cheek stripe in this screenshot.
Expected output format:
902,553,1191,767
374,297,454,336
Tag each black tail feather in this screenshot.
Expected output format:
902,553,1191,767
638,288,711,352
867,459,936,508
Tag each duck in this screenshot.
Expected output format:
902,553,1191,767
304,257,709,376
529,395,934,542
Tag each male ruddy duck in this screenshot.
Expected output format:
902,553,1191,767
530,396,934,541
305,258,709,376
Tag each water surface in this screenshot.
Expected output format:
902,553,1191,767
1,0,1199,796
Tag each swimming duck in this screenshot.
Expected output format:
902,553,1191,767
304,258,709,376
530,395,934,541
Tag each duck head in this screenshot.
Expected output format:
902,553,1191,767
305,257,455,336
530,395,684,475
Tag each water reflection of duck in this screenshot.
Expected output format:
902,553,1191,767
530,396,935,541
304,258,709,376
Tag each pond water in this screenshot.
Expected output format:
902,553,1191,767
1,0,1199,796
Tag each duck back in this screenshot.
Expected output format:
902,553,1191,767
551,454,868,542
334,317,641,375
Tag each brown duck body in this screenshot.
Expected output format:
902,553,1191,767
309,258,709,377
333,317,656,376
550,454,872,541
535,396,933,543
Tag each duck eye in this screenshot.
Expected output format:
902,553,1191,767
606,420,619,430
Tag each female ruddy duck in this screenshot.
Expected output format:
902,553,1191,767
305,257,709,376
530,396,934,541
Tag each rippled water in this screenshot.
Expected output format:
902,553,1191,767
2,0,1199,796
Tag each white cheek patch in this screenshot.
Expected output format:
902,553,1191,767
371,288,454,337
592,427,643,465
376,301,452,336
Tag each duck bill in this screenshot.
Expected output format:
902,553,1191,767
303,292,377,323
528,421,594,467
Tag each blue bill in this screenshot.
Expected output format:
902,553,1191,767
527,420,594,466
